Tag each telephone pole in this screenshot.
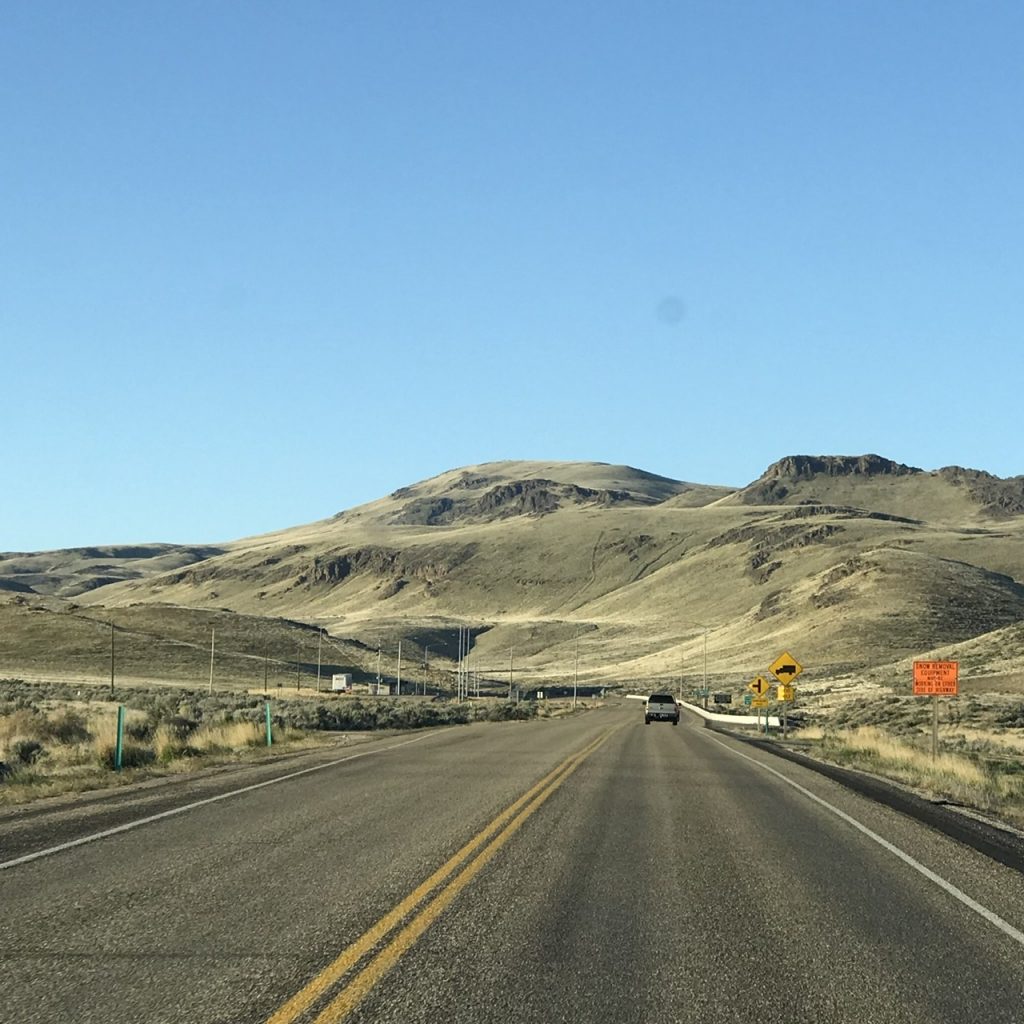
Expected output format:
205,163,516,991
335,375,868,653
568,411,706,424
573,628,579,710
316,629,323,693
208,628,215,694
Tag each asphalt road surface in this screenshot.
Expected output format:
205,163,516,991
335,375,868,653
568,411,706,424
2,701,1024,1024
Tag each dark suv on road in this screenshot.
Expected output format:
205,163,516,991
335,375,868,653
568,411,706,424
644,693,680,725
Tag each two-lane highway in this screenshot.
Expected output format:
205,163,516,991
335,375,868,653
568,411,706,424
2,702,1023,1023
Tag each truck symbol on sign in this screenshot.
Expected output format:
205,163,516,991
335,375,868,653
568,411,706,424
775,664,797,677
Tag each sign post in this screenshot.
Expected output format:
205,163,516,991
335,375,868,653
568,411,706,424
749,676,771,734
769,653,802,739
776,684,795,736
114,704,125,771
913,661,959,759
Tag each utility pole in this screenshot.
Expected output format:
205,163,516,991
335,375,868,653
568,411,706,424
573,628,579,710
703,629,708,711
209,627,215,694
109,621,115,697
376,646,382,692
316,629,323,693
457,627,464,701
263,646,269,695
680,620,711,708
423,645,430,696
397,640,402,696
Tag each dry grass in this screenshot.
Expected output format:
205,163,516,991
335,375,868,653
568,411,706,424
797,725,1024,826
189,720,264,752
0,674,516,805
0,703,308,806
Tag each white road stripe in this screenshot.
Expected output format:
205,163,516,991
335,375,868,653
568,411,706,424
0,731,442,871
701,729,1024,947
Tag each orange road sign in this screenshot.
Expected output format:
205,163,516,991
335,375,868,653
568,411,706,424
913,661,959,696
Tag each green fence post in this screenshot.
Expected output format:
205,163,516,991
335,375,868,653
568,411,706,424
265,701,273,747
114,704,125,771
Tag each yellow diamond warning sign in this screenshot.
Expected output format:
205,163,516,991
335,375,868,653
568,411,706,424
749,676,771,696
770,652,803,683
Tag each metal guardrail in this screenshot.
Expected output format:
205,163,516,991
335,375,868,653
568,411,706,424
678,699,781,729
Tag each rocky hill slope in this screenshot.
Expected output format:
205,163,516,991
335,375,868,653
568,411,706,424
2,456,1023,690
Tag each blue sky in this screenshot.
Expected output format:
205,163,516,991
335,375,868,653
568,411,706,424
4,1,1023,551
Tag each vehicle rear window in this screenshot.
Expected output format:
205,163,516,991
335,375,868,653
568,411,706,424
648,694,674,703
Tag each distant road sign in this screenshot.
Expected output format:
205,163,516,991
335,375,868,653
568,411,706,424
749,676,771,696
913,661,959,696
713,692,732,704
770,652,803,683
742,693,753,706
777,684,795,702
751,697,770,708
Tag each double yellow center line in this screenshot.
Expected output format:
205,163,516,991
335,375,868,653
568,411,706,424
266,726,616,1024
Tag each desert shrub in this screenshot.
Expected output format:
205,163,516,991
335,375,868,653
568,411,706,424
152,721,202,762
40,710,91,745
97,742,156,770
189,721,263,753
125,720,154,742
477,702,537,722
0,709,46,744
162,715,199,739
273,698,471,732
996,703,1024,728
282,701,371,732
157,744,201,764
10,738,45,765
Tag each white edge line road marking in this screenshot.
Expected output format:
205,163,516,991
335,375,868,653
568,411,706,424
0,731,444,871
701,729,1024,948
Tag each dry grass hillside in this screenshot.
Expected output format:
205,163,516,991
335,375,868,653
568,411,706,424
3,455,1024,696
0,544,225,599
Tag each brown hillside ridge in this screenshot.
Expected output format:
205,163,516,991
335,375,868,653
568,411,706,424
726,453,1024,525
935,466,1024,518
739,455,922,503
2,456,1024,696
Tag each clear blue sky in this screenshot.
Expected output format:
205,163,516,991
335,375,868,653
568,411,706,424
4,1,1023,551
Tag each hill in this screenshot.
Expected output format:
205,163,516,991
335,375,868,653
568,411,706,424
3,455,1024,693
725,454,1024,523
